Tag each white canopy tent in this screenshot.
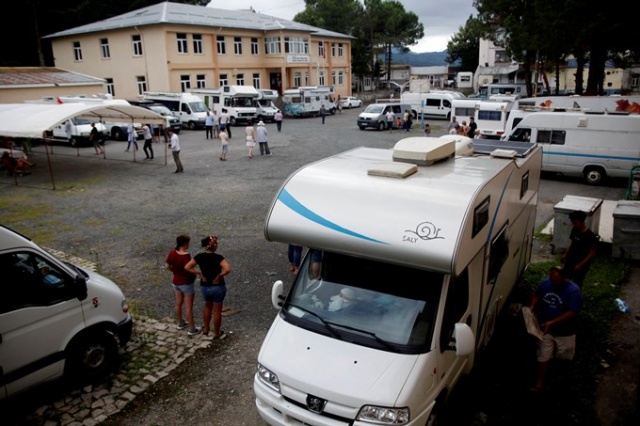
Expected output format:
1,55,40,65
0,103,166,138
0,103,167,190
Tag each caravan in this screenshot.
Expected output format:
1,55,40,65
254,136,542,426
451,99,513,138
282,86,335,117
142,92,208,129
503,111,640,185
191,85,259,125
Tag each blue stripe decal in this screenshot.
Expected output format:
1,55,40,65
278,189,386,244
544,151,640,162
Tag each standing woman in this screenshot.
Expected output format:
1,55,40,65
185,235,232,339
245,120,256,158
165,234,198,335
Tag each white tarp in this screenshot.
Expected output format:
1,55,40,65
0,103,166,139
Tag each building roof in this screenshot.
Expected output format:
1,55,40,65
0,67,105,89
44,1,352,40
411,66,449,75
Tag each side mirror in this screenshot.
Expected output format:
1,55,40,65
74,275,88,301
454,323,475,356
271,280,284,309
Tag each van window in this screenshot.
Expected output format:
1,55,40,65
392,105,403,114
439,269,470,352
426,98,440,107
443,99,451,108
509,128,532,142
283,250,443,354
537,129,566,145
181,103,192,114
1,252,73,314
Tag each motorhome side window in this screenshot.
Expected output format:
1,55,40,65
472,196,490,237
456,107,475,117
439,269,470,352
478,110,501,121
0,252,72,314
536,130,566,145
509,128,532,142
426,99,440,107
285,250,443,353
520,171,530,199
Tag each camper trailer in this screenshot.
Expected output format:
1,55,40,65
282,86,335,117
513,95,640,114
254,136,542,426
451,99,513,138
191,86,259,125
503,111,640,185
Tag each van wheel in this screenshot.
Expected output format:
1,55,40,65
584,167,605,185
112,127,124,141
229,117,237,126
66,331,118,382
378,121,386,131
69,138,78,147
359,125,366,130
257,115,264,123
188,121,196,130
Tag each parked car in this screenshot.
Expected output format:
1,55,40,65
340,96,363,109
126,100,182,134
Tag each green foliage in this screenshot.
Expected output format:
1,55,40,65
446,16,483,70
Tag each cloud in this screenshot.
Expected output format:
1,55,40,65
207,0,476,52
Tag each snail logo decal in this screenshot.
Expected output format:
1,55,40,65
404,222,444,242
92,297,100,308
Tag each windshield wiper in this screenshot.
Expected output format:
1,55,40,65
286,302,342,339
324,321,398,352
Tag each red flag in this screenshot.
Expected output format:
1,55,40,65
56,97,63,104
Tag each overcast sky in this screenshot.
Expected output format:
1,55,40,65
207,0,477,52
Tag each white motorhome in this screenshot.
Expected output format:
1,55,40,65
451,99,513,138
503,111,640,185
191,85,259,125
0,224,132,399
255,136,542,426
142,92,208,129
402,91,465,120
514,95,640,114
283,86,335,118
254,89,280,123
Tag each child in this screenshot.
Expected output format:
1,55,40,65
424,123,431,135
219,129,229,161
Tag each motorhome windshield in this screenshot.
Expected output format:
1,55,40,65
284,250,442,354
256,99,273,107
229,97,255,108
188,101,208,113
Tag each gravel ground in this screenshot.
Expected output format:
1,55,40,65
2,106,638,426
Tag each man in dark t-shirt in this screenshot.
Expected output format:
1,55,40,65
562,210,598,287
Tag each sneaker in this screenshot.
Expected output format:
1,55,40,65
213,330,227,340
176,321,188,330
187,327,202,336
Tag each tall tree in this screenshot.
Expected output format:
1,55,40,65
446,16,483,71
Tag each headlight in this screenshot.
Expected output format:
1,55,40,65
256,363,280,392
357,405,409,425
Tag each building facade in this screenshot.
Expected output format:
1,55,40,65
44,2,353,100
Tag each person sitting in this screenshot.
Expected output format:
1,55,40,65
1,151,31,176
327,288,356,312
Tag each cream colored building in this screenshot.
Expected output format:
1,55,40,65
44,2,353,100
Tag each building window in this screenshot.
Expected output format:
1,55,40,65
181,75,191,92
494,50,509,63
132,35,143,56
217,36,226,55
105,78,114,96
265,37,281,54
331,43,335,57
332,71,336,85
234,37,242,55
136,76,147,95
236,73,244,86
177,33,188,53
319,71,325,86
284,36,308,54
338,43,344,57
364,77,372,87
196,74,206,88
193,34,203,54
305,71,309,86
632,74,640,87
100,38,110,59
251,38,259,55
253,73,261,89
73,41,83,61
219,73,229,86
338,71,344,85
318,41,325,58
294,72,301,87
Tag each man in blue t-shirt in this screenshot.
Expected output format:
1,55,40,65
529,266,582,391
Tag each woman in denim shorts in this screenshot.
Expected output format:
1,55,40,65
185,235,232,338
165,234,198,335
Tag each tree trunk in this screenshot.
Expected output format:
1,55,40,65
585,43,607,95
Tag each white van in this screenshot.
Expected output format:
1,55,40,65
142,92,208,129
51,117,107,147
254,89,280,123
254,136,542,426
504,111,640,184
0,225,132,399
357,103,411,130
402,91,464,120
